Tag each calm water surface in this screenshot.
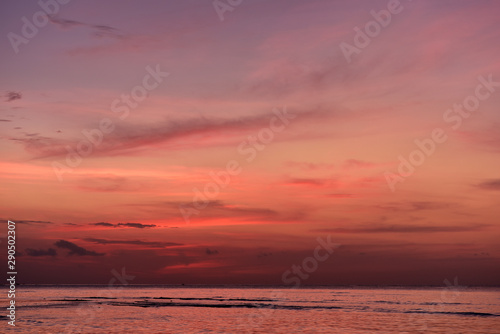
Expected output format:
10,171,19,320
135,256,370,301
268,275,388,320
2,286,499,333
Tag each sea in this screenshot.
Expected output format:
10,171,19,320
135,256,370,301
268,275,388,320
2,286,499,333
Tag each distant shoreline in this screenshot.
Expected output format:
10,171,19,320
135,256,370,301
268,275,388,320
2,284,499,289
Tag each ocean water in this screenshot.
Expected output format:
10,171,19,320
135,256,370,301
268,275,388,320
2,286,499,333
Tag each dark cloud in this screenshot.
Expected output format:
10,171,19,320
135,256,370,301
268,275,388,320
83,238,181,248
257,252,273,258
118,223,157,228
1,219,53,225
92,222,157,228
477,179,500,190
205,248,219,255
5,91,21,102
94,222,114,227
25,248,57,257
54,240,105,256
0,119,12,122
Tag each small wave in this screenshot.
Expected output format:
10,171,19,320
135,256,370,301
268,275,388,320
110,300,343,311
153,297,277,302
419,302,466,305
373,300,401,304
405,310,499,317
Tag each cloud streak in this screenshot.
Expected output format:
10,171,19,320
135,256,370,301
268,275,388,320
15,106,333,158
48,16,127,40
1,219,54,225
313,224,488,234
376,201,452,212
93,222,157,228
477,179,500,191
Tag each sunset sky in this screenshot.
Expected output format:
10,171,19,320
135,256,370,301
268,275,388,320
1,0,499,285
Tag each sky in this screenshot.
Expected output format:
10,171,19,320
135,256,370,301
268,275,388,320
0,0,499,286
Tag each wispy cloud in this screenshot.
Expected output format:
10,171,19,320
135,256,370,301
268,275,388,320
76,176,133,192
48,16,127,40
325,193,355,198
180,200,279,221
312,224,488,234
285,161,335,171
4,91,21,102
342,159,377,170
14,107,332,158
477,179,500,191
8,133,71,157
376,201,452,212
83,238,181,248
283,177,332,187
